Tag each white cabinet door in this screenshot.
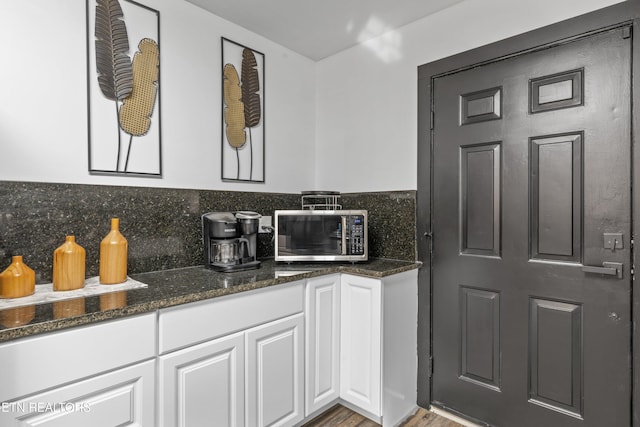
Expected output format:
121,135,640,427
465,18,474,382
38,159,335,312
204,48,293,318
0,360,155,427
246,313,304,427
340,274,381,416
159,332,245,427
305,274,340,416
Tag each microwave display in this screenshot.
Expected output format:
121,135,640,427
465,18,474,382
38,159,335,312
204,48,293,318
275,210,367,262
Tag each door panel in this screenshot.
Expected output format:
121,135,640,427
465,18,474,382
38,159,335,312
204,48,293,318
459,287,501,390
431,27,631,427
460,143,501,256
530,133,582,262
528,298,582,417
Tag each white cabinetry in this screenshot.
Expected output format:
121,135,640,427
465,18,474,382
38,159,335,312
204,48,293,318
159,332,245,427
0,314,156,427
339,270,418,427
304,274,341,416
158,281,305,427
1,360,154,427
381,270,419,426
0,268,418,427
340,274,382,416
246,313,304,427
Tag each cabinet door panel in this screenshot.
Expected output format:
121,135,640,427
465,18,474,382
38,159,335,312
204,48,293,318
246,313,304,427
160,332,245,427
305,274,341,415
340,274,381,416
0,360,155,427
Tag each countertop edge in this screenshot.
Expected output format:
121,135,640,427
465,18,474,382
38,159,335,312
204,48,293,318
0,260,422,343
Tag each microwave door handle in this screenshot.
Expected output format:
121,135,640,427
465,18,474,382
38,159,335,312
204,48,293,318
341,217,347,255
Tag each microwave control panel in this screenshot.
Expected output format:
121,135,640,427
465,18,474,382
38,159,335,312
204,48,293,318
346,215,366,255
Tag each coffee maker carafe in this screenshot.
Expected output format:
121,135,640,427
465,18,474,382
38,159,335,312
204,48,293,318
202,211,261,272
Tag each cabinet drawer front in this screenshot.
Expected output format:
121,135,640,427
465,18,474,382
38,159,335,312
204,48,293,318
0,313,156,402
159,281,304,354
0,360,155,427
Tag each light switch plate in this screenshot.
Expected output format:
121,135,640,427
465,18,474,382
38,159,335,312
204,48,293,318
259,216,272,233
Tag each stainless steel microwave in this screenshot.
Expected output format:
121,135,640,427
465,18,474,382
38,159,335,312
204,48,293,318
274,210,368,262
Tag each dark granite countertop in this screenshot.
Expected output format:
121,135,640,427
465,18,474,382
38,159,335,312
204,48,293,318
0,258,420,343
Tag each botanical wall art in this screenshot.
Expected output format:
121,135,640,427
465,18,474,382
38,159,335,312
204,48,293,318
86,0,161,176
222,38,265,182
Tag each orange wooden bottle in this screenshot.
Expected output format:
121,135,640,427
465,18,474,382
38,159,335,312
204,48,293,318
0,256,36,298
100,218,128,284
53,236,86,291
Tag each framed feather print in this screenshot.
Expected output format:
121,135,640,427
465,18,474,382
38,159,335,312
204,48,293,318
221,38,265,183
86,0,161,177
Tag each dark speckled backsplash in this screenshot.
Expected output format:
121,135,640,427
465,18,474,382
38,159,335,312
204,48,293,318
0,181,416,282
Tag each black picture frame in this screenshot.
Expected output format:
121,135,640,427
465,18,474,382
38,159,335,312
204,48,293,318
86,0,162,177
221,37,265,183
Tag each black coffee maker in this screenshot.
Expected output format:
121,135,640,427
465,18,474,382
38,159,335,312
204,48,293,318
202,211,261,272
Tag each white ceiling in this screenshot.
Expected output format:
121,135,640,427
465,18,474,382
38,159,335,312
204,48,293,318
185,0,465,61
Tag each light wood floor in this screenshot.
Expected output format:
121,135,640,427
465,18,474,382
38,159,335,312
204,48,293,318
302,404,466,427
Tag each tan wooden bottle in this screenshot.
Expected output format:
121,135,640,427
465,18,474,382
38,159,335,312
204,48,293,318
0,255,36,298
53,236,86,291
100,218,128,284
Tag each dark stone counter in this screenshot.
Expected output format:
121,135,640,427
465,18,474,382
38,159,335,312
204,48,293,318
0,258,420,343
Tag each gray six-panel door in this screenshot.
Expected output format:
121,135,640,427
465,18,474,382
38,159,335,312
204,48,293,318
431,26,631,427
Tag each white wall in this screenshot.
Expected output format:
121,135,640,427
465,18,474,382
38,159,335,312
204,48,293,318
314,0,626,193
0,0,628,194
0,0,316,192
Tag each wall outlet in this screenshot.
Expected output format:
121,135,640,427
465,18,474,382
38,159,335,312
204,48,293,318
259,216,272,233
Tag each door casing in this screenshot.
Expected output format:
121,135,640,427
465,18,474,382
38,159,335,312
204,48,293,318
417,1,640,424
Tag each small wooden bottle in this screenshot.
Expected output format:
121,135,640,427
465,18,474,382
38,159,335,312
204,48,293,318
100,218,128,284
53,236,86,291
0,256,36,298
